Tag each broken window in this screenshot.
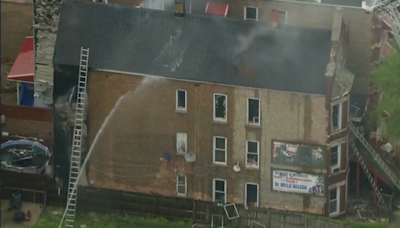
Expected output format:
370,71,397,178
247,98,260,125
176,90,187,111
330,145,340,174
213,179,226,204
176,132,187,154
246,141,259,168
245,6,258,21
329,188,339,215
213,136,227,164
331,103,342,131
176,175,187,196
245,183,259,208
214,94,227,121
278,10,287,24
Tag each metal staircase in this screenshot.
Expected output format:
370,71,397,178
350,140,385,204
349,122,400,191
65,47,90,228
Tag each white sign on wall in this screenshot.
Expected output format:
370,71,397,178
272,170,324,196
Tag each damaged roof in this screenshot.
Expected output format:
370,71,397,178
54,1,332,95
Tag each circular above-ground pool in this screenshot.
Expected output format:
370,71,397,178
1,140,52,174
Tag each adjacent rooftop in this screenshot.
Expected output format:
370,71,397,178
54,1,333,95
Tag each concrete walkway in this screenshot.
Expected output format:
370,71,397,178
389,209,400,228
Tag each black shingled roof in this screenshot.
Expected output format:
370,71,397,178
54,1,332,95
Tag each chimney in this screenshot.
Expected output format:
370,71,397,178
270,9,279,28
174,0,186,17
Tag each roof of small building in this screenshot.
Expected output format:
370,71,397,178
54,1,332,95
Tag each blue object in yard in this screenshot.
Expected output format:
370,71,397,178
19,82,34,106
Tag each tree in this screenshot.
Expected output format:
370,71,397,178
370,50,400,142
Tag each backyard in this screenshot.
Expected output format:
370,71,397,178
32,207,201,228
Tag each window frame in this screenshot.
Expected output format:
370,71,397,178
331,103,342,131
176,175,187,196
330,145,341,174
247,98,261,126
245,140,260,169
141,0,164,10
176,89,187,112
213,93,228,122
213,136,227,165
277,9,287,24
244,6,258,21
245,182,259,208
213,178,227,204
329,187,340,215
176,132,188,154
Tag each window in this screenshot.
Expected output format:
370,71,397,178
176,132,187,154
244,6,258,21
278,10,287,24
176,90,187,111
246,141,259,168
247,98,260,125
213,137,227,165
213,179,226,204
141,0,164,10
213,94,227,122
331,103,342,131
245,183,259,208
330,145,340,174
176,175,187,196
329,188,340,215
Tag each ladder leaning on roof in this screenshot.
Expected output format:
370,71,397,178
63,47,90,228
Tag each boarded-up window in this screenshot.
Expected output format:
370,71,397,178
176,132,187,153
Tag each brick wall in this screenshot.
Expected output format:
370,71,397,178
87,70,328,214
1,104,53,147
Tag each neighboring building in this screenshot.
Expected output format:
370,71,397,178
32,0,144,109
53,1,353,216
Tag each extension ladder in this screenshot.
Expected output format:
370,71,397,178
349,122,400,191
350,140,385,205
65,47,90,228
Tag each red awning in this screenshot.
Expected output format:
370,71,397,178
205,2,229,17
7,36,34,83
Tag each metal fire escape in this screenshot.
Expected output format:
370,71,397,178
349,123,400,204
65,47,90,228
368,0,400,49
348,0,400,206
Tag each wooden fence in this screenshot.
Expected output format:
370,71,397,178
10,186,365,228
2,185,388,227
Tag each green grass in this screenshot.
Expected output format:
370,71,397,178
303,214,389,228
32,207,239,228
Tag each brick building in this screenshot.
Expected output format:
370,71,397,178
53,1,353,216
